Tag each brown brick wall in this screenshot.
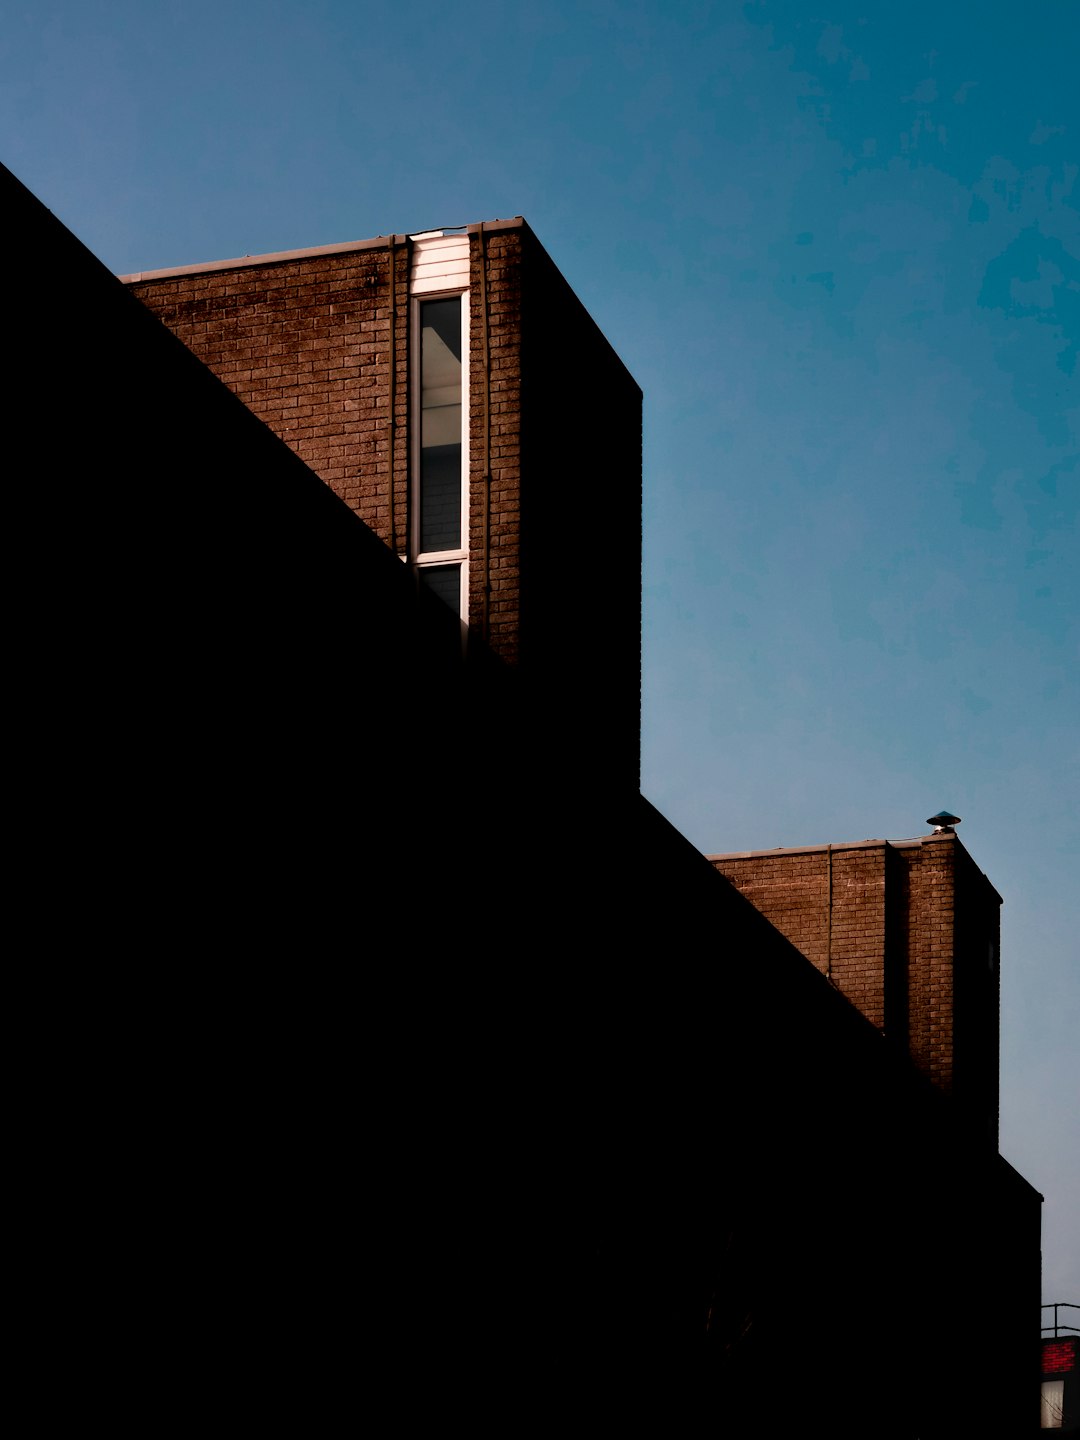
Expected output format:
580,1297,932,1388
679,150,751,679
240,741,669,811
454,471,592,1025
830,845,888,1028
709,849,832,969
469,227,523,664
710,844,889,1029
124,229,564,678
128,243,411,553
711,834,1001,1143
897,835,1001,1143
132,234,530,665
127,219,643,786
898,837,956,1096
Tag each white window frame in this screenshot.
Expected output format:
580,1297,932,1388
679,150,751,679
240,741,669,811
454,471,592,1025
410,290,469,621
410,239,469,625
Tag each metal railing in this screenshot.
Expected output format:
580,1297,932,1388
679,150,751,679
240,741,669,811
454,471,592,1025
1042,1302,1079,1337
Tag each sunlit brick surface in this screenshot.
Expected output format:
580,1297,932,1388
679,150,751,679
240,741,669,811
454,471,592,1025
710,833,1001,1143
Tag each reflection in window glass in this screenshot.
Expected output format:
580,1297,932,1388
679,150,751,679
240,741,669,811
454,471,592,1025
420,298,462,555
1042,1380,1064,1428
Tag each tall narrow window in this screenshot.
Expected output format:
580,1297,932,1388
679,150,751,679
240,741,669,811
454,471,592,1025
413,294,467,619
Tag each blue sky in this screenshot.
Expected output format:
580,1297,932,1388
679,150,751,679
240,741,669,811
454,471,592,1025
5,0,1076,1305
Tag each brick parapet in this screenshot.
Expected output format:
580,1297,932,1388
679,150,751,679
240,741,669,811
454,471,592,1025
709,832,1001,1141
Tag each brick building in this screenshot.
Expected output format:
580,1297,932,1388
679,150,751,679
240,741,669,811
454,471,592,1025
117,204,1040,1437
1041,1327,1080,1431
123,221,642,789
6,161,1043,1435
711,827,1002,1145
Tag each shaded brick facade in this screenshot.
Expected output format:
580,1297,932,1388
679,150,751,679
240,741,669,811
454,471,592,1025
710,832,1002,1144
123,241,411,541
0,168,1016,1432
125,220,642,786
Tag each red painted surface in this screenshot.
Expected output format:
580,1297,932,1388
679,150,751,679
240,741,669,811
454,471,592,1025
1043,1338,1078,1375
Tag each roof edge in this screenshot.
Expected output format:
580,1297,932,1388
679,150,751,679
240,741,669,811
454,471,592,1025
120,217,527,284
707,833,1003,903
707,833,966,860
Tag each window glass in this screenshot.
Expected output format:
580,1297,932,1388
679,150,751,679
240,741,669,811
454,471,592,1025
420,298,462,554
1041,1380,1064,1428
418,563,461,614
